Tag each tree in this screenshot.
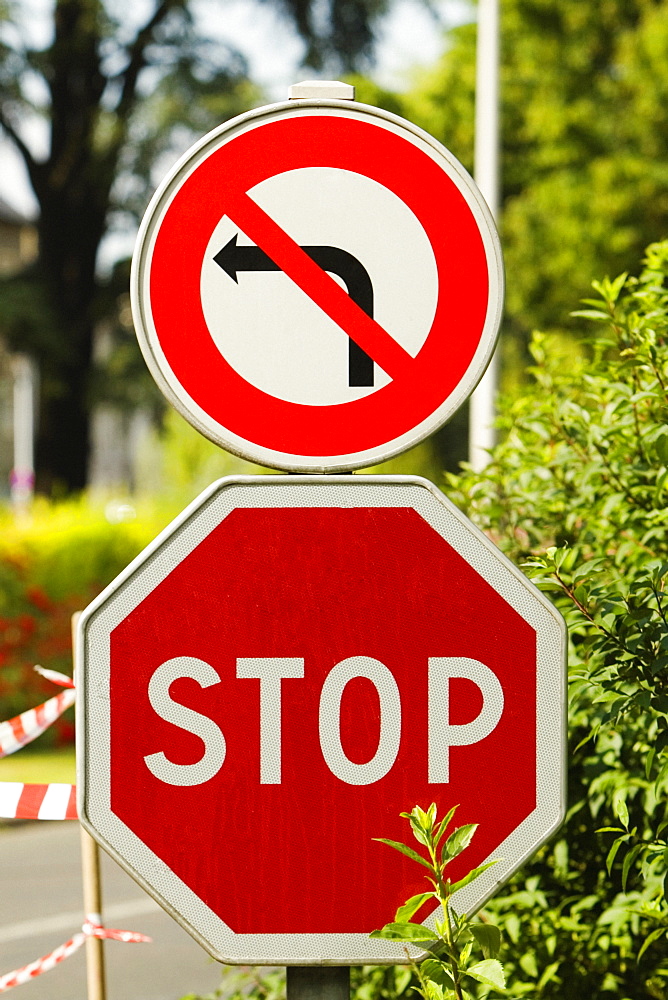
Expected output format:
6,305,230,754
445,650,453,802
0,0,391,493
385,0,668,351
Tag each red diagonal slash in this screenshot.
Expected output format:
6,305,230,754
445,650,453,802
226,192,414,382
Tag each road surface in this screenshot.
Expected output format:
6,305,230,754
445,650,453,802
0,820,234,1000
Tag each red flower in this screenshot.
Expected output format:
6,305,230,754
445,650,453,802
26,586,53,612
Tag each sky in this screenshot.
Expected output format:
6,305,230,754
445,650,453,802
211,0,470,99
0,0,471,263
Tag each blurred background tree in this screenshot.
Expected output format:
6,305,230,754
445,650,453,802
3,0,668,487
356,0,668,361
0,0,393,494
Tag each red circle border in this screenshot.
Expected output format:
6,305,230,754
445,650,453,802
146,111,494,458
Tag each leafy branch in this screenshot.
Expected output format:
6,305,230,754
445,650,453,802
371,804,507,1000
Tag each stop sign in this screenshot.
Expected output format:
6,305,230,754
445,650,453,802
77,476,566,964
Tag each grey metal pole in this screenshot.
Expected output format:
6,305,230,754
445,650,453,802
287,967,350,1000
469,0,501,472
10,353,35,514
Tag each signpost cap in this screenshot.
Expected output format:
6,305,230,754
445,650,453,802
288,80,355,100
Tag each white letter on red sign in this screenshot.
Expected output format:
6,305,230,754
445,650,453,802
144,657,226,786
428,657,504,783
319,656,401,785
236,658,305,784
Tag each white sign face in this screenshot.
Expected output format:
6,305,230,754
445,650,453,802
132,101,503,472
77,476,566,966
200,167,438,406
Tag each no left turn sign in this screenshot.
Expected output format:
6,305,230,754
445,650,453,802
131,100,504,471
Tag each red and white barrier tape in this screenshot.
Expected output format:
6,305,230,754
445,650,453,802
0,669,147,994
0,667,78,819
0,782,77,820
0,917,151,993
0,688,76,760
33,665,75,689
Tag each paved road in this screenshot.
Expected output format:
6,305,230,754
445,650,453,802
0,820,233,1000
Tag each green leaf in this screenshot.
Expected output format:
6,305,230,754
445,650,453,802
653,432,668,464
637,927,667,962
370,922,436,942
408,808,432,847
442,824,478,862
434,806,458,848
395,967,413,993
503,913,520,945
466,959,506,991
420,959,455,990
449,860,499,893
519,952,538,979
423,981,444,1000
374,839,434,871
459,939,473,967
470,923,502,959
434,919,447,939
614,798,629,829
395,893,434,923
536,961,561,990
571,308,612,322
621,842,644,891
605,836,624,876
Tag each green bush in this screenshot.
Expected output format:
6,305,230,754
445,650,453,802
445,241,668,997
0,496,171,740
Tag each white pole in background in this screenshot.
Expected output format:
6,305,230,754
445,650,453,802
11,354,35,514
469,0,501,471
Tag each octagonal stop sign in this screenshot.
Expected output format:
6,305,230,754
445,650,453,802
77,476,566,965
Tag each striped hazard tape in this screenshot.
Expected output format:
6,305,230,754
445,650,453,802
0,666,76,760
0,667,78,820
0,687,76,759
0,918,151,993
33,665,75,688
0,782,77,820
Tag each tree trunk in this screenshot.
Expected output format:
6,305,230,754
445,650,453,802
27,0,110,492
35,348,93,494
32,176,107,493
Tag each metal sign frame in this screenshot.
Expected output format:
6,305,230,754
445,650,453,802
77,476,566,965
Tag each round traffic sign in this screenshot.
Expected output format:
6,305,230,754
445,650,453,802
131,101,504,471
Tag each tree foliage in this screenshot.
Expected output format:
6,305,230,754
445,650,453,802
444,241,668,997
0,0,390,492
388,0,668,350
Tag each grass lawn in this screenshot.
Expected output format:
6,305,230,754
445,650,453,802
0,745,76,784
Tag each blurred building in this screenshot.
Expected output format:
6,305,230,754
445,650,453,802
0,195,155,500
0,196,38,499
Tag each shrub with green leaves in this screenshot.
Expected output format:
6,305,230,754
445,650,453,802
445,240,668,997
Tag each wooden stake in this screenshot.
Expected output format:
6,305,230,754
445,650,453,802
72,611,107,1000
80,826,107,1000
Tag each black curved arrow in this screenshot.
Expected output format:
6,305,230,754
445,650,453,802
213,234,375,387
